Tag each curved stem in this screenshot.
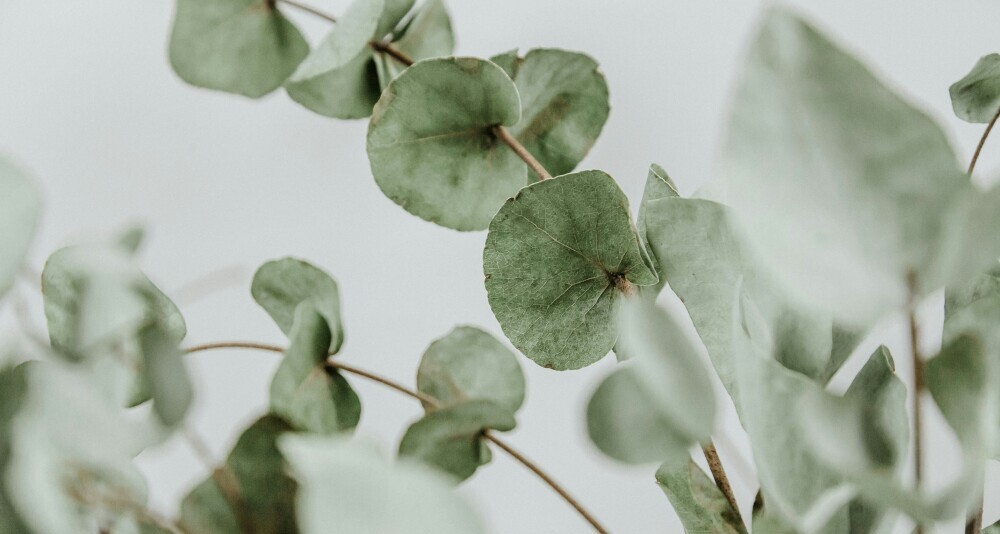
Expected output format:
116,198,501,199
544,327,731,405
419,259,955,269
702,442,743,525
968,104,1000,175
184,340,608,533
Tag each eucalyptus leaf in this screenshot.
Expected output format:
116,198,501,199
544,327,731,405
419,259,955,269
0,156,40,301
712,7,1000,325
398,400,515,482
375,0,455,89
635,163,678,301
950,54,1000,123
491,48,610,180
655,457,747,534
0,364,32,534
179,415,298,534
587,300,715,464
985,520,1000,534
269,304,360,434
251,257,344,353
139,323,193,427
279,435,486,534
169,0,309,98
484,170,657,369
367,57,525,231
416,325,525,413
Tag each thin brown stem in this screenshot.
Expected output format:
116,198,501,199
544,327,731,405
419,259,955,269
965,496,983,534
185,340,607,533
370,39,415,67
906,272,925,534
968,104,1000,175
493,125,554,180
702,442,743,525
483,431,610,534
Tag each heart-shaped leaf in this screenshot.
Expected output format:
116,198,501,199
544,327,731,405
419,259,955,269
655,458,747,534
950,54,1000,123
179,416,298,534
169,0,309,98
0,156,40,301
398,400,515,482
483,170,657,369
367,57,525,231
587,300,716,463
416,326,525,413
251,257,343,353
489,48,610,180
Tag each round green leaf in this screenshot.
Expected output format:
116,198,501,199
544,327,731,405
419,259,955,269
367,57,526,231
398,400,515,482
950,53,1000,123
483,170,657,369
169,0,309,98
251,257,344,353
0,156,40,301
416,326,525,413
492,48,610,181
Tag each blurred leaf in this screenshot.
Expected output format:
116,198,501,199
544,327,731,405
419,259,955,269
169,0,308,98
0,364,33,533
587,300,715,463
0,156,40,301
280,435,485,534
416,326,524,413
375,0,455,88
655,457,747,534
950,54,1000,123
484,170,657,369
367,57,525,231
251,257,344,353
139,323,193,427
712,8,1000,325
985,520,1000,534
398,400,515,482
270,305,360,434
180,416,298,534
492,48,610,180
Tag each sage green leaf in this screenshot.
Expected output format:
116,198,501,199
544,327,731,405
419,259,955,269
635,163,678,299
180,416,298,534
587,300,715,463
398,400,515,481
0,156,40,300
643,197,856,396
950,54,1000,123
492,48,610,180
926,334,998,458
655,458,747,534
138,323,193,427
169,0,308,98
416,326,525,413
284,0,386,119
489,50,519,79
985,520,1000,534
377,0,416,36
269,304,360,434
251,257,343,353
484,170,657,369
714,8,1000,325
374,0,455,89
0,364,32,534
367,57,525,231
279,435,486,534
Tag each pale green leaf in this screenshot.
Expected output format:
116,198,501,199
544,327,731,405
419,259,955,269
655,458,747,534
984,520,1000,534
398,400,515,481
179,416,298,534
950,54,1000,123
493,48,610,180
712,8,1000,325
367,57,525,231
484,170,657,369
635,163,678,300
416,326,524,413
139,323,193,427
251,257,343,353
0,156,40,301
587,300,716,463
375,0,455,89
169,0,308,98
269,305,360,434
0,364,33,534
280,435,486,534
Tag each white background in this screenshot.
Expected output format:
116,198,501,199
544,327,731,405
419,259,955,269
2,0,1000,532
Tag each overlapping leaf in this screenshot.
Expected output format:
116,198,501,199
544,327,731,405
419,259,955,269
280,435,485,534
0,156,40,301
368,57,525,230
374,0,455,89
489,48,610,180
179,416,298,534
950,54,1000,123
252,257,344,353
587,300,715,463
484,170,657,369
655,457,747,534
169,0,309,98
711,7,1000,325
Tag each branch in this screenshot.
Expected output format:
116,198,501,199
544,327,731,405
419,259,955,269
906,272,925,534
184,341,609,533
702,442,743,525
968,104,1000,175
